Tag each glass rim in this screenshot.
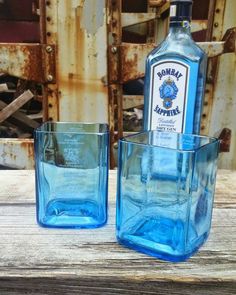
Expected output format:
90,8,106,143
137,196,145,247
35,121,109,135
120,131,219,153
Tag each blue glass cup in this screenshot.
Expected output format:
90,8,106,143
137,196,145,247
116,131,219,262
34,122,109,229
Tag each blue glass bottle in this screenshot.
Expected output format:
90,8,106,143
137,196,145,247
143,0,207,134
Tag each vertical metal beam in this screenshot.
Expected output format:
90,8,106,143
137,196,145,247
44,0,59,122
108,0,123,168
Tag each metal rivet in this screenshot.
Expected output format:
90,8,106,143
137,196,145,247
46,46,53,53
111,47,117,54
214,22,219,28
47,75,54,82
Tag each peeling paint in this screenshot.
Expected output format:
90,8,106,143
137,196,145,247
0,139,34,169
57,0,108,123
80,0,105,35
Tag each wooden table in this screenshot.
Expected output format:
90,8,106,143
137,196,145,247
0,170,235,294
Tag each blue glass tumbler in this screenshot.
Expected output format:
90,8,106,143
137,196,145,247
116,131,219,262
35,122,109,229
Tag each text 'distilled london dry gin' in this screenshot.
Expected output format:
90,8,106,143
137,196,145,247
143,0,207,134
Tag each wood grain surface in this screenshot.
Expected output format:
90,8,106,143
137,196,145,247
0,170,235,294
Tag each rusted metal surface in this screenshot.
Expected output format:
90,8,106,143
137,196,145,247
191,20,208,33
120,43,153,82
205,0,217,41
199,41,225,57
0,139,34,169
218,128,232,153
108,85,123,168
148,0,167,7
43,0,59,122
39,0,47,44
109,37,235,83
155,1,170,17
208,0,236,169
121,13,156,27
42,0,109,123
53,0,108,123
108,45,120,84
223,27,236,53
108,0,123,168
201,0,225,133
122,14,208,33
0,43,56,83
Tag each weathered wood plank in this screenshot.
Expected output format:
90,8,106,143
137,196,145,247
0,170,235,294
0,83,8,92
0,90,34,123
0,100,39,130
123,95,144,110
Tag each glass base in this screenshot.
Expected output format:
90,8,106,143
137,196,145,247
117,216,209,262
38,199,107,229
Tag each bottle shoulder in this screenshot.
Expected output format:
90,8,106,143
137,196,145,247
147,36,206,64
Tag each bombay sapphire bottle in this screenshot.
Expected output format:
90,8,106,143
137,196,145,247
143,0,207,134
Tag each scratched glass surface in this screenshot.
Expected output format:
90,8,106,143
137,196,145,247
35,122,109,229
116,131,219,262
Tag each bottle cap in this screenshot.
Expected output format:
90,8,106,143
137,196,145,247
170,0,193,24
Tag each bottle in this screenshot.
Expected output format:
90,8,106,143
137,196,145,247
143,0,207,134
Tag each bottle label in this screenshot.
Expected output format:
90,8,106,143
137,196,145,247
148,60,190,132
170,5,177,17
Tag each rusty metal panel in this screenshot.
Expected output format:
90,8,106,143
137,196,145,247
108,0,123,168
191,20,208,33
120,43,153,82
109,37,235,83
0,43,56,83
208,0,236,169
54,0,108,123
0,139,34,169
43,0,59,122
121,13,156,27
122,12,207,33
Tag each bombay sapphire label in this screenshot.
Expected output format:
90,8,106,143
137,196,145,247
148,60,189,132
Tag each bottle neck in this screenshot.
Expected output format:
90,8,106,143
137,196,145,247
169,2,192,36
168,22,191,36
